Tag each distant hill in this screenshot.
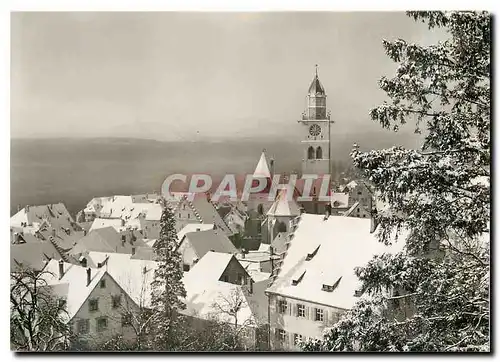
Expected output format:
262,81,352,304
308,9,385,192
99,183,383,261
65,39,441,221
10,134,420,217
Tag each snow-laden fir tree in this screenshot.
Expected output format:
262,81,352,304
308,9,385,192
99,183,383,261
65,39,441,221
150,199,187,350
302,11,490,352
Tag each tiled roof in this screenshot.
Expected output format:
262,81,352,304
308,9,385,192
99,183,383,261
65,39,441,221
180,229,237,259
70,227,146,255
11,241,63,272
176,223,214,245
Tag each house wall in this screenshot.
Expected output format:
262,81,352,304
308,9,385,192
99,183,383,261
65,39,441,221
70,273,140,347
268,293,347,351
174,200,201,232
141,219,160,239
177,239,199,271
220,258,249,285
349,184,372,211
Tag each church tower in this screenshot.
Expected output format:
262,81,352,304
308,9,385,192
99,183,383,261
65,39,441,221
298,66,333,177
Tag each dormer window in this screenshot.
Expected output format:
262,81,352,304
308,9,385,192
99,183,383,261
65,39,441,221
306,245,320,261
322,277,342,292
322,284,334,292
292,270,306,286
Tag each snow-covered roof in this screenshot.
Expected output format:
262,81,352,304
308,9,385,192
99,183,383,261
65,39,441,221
266,189,301,217
258,243,271,253
43,259,106,320
89,218,124,232
266,214,405,310
237,251,270,263
87,252,158,308
97,196,162,221
176,223,214,244
181,280,257,327
185,251,235,283
179,229,237,259
191,197,233,235
253,151,271,178
271,232,290,255
11,203,75,231
70,227,146,255
11,241,62,272
331,193,349,209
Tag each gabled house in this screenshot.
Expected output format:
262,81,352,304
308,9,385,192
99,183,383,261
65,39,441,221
181,251,268,349
171,194,234,236
265,213,405,350
42,259,143,347
176,229,238,272
70,227,146,257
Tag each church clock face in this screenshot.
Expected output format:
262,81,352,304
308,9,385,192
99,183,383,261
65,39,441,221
309,124,321,136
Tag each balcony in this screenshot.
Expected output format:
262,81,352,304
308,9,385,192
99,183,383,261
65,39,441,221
301,113,331,121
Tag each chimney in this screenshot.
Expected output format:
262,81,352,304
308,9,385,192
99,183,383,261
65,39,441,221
52,228,56,237
25,205,30,212
83,229,87,236
58,260,64,279
17,205,20,212
132,247,136,255
249,278,254,294
324,204,331,221
270,158,275,178
86,268,91,286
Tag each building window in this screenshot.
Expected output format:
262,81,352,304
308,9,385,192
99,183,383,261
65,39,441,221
187,213,190,219
278,300,288,314
183,264,190,272
315,308,324,322
179,213,181,218
294,333,303,346
99,279,106,289
307,146,315,160
122,313,132,327
112,295,122,309
316,146,323,159
277,329,287,343
97,317,108,332
89,298,99,312
297,304,305,318
77,319,90,334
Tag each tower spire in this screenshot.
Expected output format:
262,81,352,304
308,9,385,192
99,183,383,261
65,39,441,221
315,64,318,77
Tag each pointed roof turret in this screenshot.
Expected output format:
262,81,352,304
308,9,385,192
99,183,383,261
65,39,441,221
308,64,325,95
253,150,272,179
267,189,301,217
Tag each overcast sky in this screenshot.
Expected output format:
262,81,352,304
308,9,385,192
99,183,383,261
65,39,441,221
11,12,445,141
